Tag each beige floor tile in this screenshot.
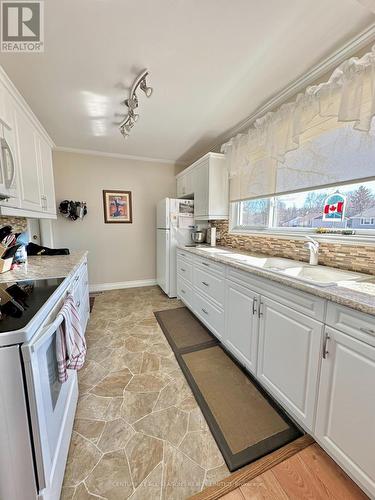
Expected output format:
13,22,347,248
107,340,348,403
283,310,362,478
162,442,205,500
73,419,105,443
121,391,160,424
85,449,134,499
90,368,132,397
97,417,134,453
125,432,163,488
133,406,188,446
126,373,167,393
64,432,102,487
63,286,229,499
129,462,163,500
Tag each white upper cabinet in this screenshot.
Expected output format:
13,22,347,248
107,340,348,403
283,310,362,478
0,81,13,129
13,104,42,212
38,135,56,215
315,326,375,498
176,172,193,198
256,296,323,430
176,153,228,220
0,66,56,218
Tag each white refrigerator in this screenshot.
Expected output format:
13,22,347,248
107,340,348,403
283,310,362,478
157,198,194,297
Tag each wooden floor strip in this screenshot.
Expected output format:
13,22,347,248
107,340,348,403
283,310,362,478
189,434,314,500
298,444,368,499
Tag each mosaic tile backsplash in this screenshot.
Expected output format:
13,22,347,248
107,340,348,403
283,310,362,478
0,216,28,233
211,220,375,276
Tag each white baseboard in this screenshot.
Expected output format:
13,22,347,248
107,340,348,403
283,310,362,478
89,279,157,293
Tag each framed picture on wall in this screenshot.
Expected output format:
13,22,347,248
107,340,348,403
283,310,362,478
103,190,133,223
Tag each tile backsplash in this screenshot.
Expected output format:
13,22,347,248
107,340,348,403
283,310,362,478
0,216,28,233
211,220,375,276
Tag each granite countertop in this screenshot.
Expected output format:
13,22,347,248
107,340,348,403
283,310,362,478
0,250,88,283
178,245,375,316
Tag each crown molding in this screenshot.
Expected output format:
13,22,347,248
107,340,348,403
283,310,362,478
207,22,375,153
53,146,186,165
0,65,55,147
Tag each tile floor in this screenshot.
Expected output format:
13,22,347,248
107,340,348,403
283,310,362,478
61,286,230,500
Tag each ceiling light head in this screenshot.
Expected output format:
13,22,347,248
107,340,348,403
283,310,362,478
140,77,153,97
128,109,139,122
124,96,138,110
120,124,129,138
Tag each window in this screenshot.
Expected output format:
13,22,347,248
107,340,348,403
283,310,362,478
232,179,375,235
361,218,375,225
237,198,271,229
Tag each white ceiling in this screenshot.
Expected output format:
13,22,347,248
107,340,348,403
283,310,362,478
0,0,374,163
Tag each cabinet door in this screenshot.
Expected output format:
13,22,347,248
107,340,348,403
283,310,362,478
38,135,56,215
315,327,375,498
0,83,13,129
0,123,20,207
225,280,259,375
14,106,42,211
176,175,185,198
193,162,209,218
257,296,323,429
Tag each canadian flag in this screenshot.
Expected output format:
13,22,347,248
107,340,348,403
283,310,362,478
324,201,344,214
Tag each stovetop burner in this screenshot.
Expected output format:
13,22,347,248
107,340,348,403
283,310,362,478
0,278,65,333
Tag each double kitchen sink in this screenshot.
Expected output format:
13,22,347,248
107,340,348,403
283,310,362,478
192,247,370,287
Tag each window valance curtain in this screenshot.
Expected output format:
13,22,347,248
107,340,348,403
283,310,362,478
223,45,375,202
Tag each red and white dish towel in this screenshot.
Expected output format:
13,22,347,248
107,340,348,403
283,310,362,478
56,294,87,383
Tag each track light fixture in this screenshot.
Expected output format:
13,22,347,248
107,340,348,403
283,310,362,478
118,69,153,139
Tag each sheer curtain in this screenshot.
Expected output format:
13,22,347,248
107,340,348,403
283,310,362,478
223,45,375,202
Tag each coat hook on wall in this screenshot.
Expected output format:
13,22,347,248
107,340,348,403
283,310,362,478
59,200,87,221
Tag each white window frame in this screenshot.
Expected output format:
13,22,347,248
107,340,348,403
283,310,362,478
230,183,375,243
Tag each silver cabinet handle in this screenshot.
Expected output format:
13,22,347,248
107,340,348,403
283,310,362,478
202,281,209,287
323,331,330,359
180,289,186,294
74,275,79,282
258,301,263,318
76,300,81,308
201,308,208,315
252,297,258,315
360,327,375,335
201,262,209,267
180,268,186,272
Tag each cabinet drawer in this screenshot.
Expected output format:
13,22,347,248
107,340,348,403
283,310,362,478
326,302,375,347
194,265,225,307
177,256,193,284
177,249,193,263
194,290,224,340
194,255,225,276
177,276,194,310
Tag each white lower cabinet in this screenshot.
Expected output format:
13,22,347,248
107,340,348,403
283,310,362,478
315,326,375,498
176,252,374,498
224,280,259,375
194,289,224,340
177,275,195,311
257,297,323,429
71,259,90,334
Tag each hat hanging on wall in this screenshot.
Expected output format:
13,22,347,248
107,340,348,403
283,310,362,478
59,201,87,221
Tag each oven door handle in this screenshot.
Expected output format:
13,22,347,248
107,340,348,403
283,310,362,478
22,314,64,360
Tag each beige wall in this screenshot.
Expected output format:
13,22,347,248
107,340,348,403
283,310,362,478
52,151,176,287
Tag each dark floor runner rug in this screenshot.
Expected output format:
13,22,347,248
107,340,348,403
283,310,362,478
154,307,218,354
154,306,302,472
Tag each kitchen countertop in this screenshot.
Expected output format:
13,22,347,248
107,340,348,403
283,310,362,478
178,245,375,316
0,250,88,283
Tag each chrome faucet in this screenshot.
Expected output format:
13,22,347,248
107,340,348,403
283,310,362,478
304,236,319,266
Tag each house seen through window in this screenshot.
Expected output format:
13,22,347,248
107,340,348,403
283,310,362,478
234,179,375,233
